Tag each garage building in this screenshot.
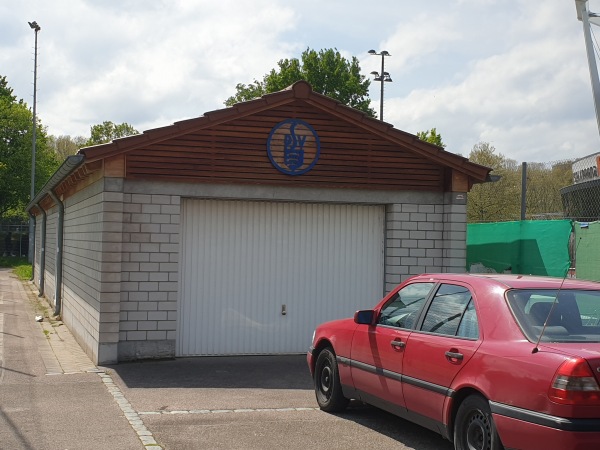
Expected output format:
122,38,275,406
27,81,491,364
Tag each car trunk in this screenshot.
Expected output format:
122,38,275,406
541,343,600,384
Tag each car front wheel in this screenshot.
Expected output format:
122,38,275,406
454,395,503,450
314,347,349,412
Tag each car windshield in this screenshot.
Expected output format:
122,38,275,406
506,289,600,343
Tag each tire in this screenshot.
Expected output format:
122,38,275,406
454,395,503,450
314,347,349,412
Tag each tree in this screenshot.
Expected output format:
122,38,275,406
225,48,376,117
48,134,87,161
467,142,575,222
467,142,521,222
85,121,139,146
0,75,59,220
522,161,573,219
417,128,445,148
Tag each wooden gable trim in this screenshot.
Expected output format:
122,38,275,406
80,91,298,163
302,96,489,182
78,81,491,185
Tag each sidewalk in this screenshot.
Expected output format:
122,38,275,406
0,268,151,450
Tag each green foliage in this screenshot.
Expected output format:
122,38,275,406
416,128,446,148
225,48,376,117
49,134,87,161
467,142,520,222
522,161,573,218
85,121,139,146
0,256,31,279
467,142,573,222
0,75,60,220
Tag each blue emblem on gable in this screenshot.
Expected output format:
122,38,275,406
266,119,320,176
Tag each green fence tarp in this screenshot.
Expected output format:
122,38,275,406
574,222,600,282
467,220,572,277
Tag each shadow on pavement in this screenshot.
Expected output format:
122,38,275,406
335,401,454,450
104,354,313,389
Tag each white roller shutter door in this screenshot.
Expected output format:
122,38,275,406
178,199,384,356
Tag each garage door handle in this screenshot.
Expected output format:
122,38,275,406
390,340,406,349
445,351,463,361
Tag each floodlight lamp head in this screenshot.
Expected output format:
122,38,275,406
28,21,40,31
380,50,390,56
368,49,377,55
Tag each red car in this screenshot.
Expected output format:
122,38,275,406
307,273,600,450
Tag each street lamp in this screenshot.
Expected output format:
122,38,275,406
28,20,40,263
368,49,392,121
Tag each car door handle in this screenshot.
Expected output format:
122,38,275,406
390,340,406,349
445,351,464,361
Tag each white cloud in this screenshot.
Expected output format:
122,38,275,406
2,0,598,164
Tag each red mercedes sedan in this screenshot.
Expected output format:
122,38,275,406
307,274,600,450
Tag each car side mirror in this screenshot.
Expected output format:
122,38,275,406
354,309,375,325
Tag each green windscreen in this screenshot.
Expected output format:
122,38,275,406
467,220,572,277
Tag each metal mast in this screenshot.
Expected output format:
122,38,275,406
576,0,600,137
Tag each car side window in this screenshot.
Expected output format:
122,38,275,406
378,283,435,329
457,299,479,339
421,284,478,338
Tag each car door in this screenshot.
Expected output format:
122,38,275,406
350,282,435,409
402,283,482,424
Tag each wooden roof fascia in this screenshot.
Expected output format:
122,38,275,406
81,92,299,163
302,96,490,182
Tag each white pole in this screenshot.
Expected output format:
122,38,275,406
576,0,600,138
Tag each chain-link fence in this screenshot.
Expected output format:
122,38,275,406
467,159,600,223
0,223,29,257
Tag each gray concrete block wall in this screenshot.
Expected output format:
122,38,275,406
117,192,180,361
384,194,468,292
61,178,124,364
442,202,468,273
385,200,446,292
43,207,58,308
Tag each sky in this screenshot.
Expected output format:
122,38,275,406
1,0,600,163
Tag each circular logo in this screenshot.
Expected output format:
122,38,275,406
266,119,320,176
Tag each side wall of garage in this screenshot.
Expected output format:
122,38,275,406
60,178,124,364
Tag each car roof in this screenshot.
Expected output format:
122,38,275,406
409,273,600,291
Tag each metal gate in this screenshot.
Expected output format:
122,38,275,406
178,199,384,355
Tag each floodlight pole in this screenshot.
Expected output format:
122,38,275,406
368,50,392,121
576,0,600,138
28,21,40,263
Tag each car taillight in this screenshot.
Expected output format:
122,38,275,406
548,357,600,405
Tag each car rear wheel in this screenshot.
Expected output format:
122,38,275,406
454,395,503,450
314,347,349,412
